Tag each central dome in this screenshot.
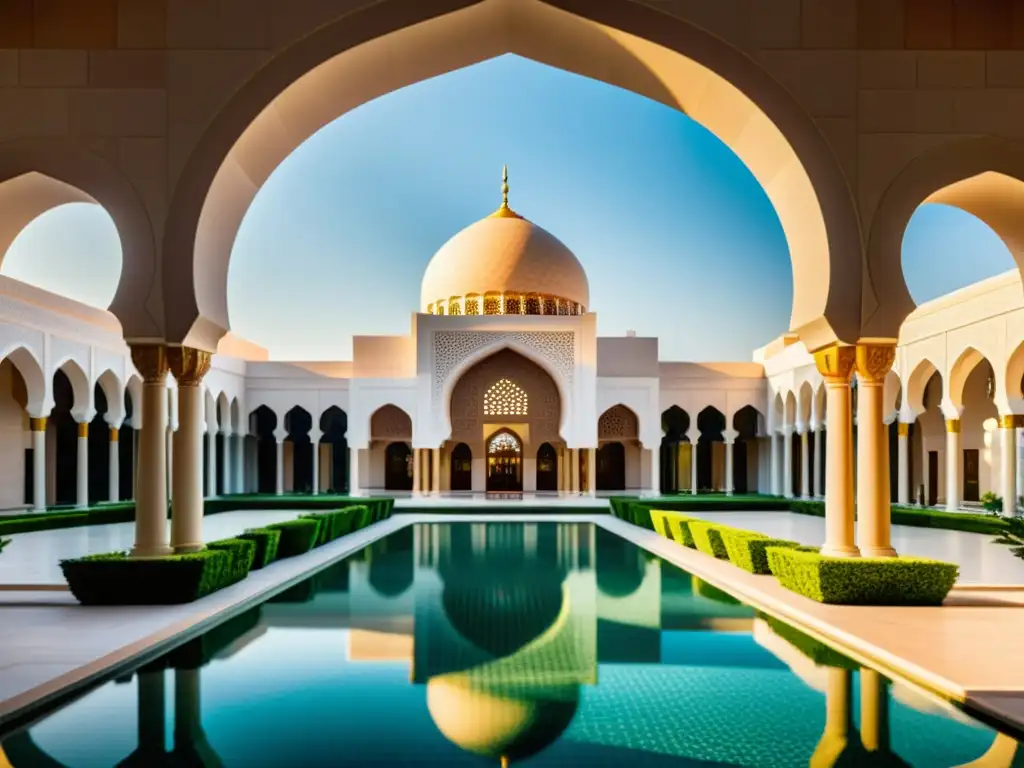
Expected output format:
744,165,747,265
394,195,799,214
421,168,590,316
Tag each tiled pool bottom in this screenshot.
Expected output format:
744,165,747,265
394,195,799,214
1,523,1012,767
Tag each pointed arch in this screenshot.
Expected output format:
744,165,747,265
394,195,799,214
216,391,231,433
54,358,91,420
948,347,989,408
96,369,125,426
661,405,690,441
598,404,639,441
371,404,413,441
783,390,797,431
125,374,143,428
905,358,940,418
0,345,47,416
1005,340,1024,402
797,381,814,428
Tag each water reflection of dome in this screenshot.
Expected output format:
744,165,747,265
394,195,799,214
427,675,579,763
368,531,415,598
596,537,645,598
442,573,563,659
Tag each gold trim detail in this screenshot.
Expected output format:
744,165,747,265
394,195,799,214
130,344,169,384
78,422,88,438
946,419,961,434
813,343,857,383
430,291,583,316
166,346,212,386
897,422,910,436
29,417,46,432
855,342,896,384
109,427,119,440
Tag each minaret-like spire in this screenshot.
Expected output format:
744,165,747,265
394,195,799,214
489,165,523,219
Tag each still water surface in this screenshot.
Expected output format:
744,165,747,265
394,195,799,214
1,523,1013,766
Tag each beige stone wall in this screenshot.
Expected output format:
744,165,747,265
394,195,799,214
3,0,1024,343
448,349,561,456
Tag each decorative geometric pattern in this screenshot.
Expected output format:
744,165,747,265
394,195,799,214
599,405,639,439
484,378,528,416
370,404,412,439
433,331,575,408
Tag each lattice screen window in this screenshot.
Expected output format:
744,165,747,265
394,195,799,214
489,431,521,454
484,378,528,416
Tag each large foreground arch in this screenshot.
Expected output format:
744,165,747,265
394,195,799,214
163,0,862,350
0,138,158,339
865,136,1024,339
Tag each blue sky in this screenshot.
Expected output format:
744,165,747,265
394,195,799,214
3,55,1015,361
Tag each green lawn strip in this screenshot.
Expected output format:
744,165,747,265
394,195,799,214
765,546,958,606
59,502,387,605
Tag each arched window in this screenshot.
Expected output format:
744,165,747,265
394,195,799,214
483,378,528,416
488,431,521,454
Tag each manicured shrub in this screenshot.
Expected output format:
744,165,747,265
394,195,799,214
61,550,232,605
237,528,281,569
205,538,256,585
766,547,958,606
688,521,732,559
720,529,801,575
264,519,321,558
692,576,741,605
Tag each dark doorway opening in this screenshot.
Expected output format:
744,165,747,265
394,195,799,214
450,442,472,491
963,448,980,503
486,430,522,493
928,450,938,506
536,442,558,491
385,442,413,491
596,442,626,491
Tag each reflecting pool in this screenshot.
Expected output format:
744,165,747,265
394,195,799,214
2,523,1017,767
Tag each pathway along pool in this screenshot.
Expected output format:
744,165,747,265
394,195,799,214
1,523,1017,767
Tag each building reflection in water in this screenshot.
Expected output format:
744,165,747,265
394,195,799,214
1,523,1018,767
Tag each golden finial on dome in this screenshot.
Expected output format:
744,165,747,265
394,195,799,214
489,165,523,219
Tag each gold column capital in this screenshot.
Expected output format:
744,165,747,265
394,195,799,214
897,422,910,436
78,422,88,438
30,417,47,432
945,419,961,434
130,344,169,384
109,426,119,440
166,346,212,386
854,341,896,384
813,343,857,384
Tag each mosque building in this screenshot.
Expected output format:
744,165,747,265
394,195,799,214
0,169,1020,514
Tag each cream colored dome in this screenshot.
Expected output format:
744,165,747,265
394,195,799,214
420,169,589,314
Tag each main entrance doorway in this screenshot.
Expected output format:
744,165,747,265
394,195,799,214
486,429,523,493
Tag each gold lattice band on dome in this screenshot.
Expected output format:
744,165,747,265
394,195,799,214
30,417,46,432
428,292,584,317
945,419,961,433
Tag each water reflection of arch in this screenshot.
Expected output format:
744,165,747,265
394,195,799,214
367,526,415,599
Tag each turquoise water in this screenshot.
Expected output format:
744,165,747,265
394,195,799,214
1,523,1012,767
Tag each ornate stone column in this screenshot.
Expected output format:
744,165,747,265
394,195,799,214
130,345,171,557
855,342,897,558
432,448,441,493
1001,415,1018,516
799,428,810,498
108,425,120,503
814,344,859,557
310,432,320,495
570,449,580,493
724,436,735,496
233,434,244,494
896,422,910,506
945,419,961,512
350,447,360,494
166,425,173,501
275,438,285,495
690,436,699,495
782,427,793,499
30,417,46,511
220,428,232,495
167,347,211,554
770,432,780,495
412,447,421,493
586,448,596,495
75,421,89,509
205,428,217,497
814,423,824,498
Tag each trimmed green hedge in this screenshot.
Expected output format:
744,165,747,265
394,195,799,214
0,502,137,535
721,529,801,575
688,521,731,559
61,549,232,605
237,528,281,570
205,538,256,585
766,546,959,606
300,505,370,546
264,518,321,558
206,495,394,523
